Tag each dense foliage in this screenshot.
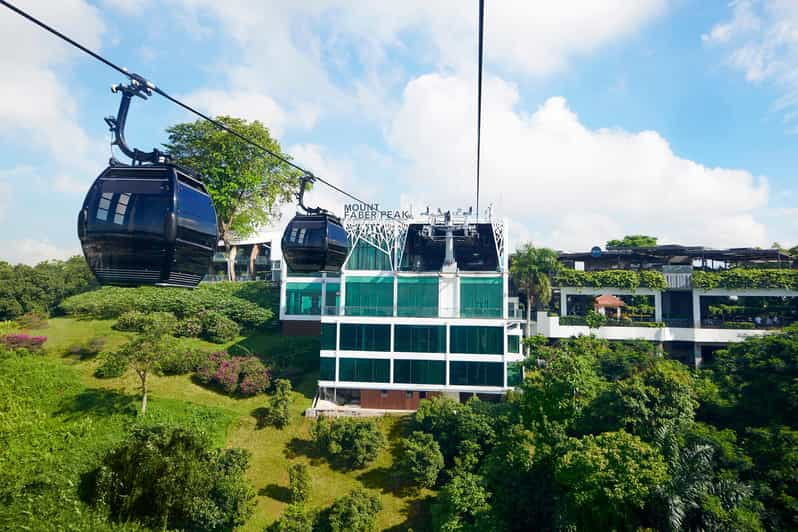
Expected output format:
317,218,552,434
60,282,274,329
262,378,293,428
89,425,255,530
0,256,95,320
326,488,383,532
289,462,311,504
397,431,445,488
311,417,387,470
606,234,658,248
555,269,668,290
406,332,795,531
692,268,798,290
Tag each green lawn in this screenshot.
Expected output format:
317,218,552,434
13,317,432,531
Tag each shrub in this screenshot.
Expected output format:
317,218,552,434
66,337,106,359
114,310,148,331
311,417,386,470
88,425,255,531
261,379,292,428
196,351,270,396
94,350,129,378
199,311,240,343
269,504,316,532
288,462,311,504
1,333,47,352
159,347,209,376
0,320,18,336
397,431,445,488
555,269,667,290
60,283,273,328
175,316,202,338
326,488,382,532
15,310,48,329
586,310,608,330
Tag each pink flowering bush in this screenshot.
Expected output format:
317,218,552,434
2,333,47,352
195,351,270,396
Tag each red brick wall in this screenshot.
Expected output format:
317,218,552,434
360,390,439,410
281,320,321,336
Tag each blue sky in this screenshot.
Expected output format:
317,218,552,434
1,0,797,264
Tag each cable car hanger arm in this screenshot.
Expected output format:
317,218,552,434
105,75,170,165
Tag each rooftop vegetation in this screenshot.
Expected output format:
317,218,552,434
692,268,798,290
554,269,667,290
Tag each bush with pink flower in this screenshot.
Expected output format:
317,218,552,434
195,351,270,397
2,333,47,352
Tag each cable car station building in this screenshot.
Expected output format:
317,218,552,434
279,206,523,410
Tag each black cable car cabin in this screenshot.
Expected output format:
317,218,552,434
281,213,349,273
78,164,217,287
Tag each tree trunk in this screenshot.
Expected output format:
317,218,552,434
224,238,236,282
140,370,148,415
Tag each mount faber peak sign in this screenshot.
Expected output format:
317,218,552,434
343,203,412,221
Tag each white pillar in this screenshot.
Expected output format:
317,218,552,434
560,290,568,317
393,273,398,317
654,291,663,322
692,343,703,368
340,274,347,316
692,290,701,328
321,273,327,316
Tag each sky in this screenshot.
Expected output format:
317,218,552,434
1,0,797,264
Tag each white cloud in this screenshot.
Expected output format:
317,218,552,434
386,73,769,250
704,0,798,123
171,0,668,127
3,238,79,265
0,0,107,193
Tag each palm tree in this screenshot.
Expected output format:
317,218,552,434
510,244,561,338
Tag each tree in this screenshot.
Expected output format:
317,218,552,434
311,417,386,470
606,235,658,248
431,472,492,532
114,312,178,414
326,488,382,532
89,425,254,531
397,431,445,488
266,378,293,429
414,396,496,466
585,309,607,331
554,430,669,530
165,117,301,280
270,503,316,532
510,244,561,337
288,462,311,504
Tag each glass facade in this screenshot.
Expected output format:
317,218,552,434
450,326,503,354
340,324,391,352
345,276,394,316
346,240,392,270
394,325,446,353
508,335,520,354
285,282,322,315
460,277,502,318
320,323,337,350
320,357,336,380
394,359,446,385
325,282,340,314
450,361,503,386
397,277,438,317
339,358,390,383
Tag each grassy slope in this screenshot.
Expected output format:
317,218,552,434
21,318,431,531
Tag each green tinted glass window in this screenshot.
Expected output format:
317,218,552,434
285,282,323,315
397,277,438,317
460,277,502,318
394,359,445,385
325,282,340,314
346,240,392,270
450,326,503,354
508,335,520,353
507,362,523,386
339,324,391,352
345,276,394,316
319,357,336,380
449,361,503,386
339,358,390,383
394,325,445,353
320,323,337,350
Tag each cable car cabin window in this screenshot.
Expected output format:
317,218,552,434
88,178,171,236
287,220,324,248
176,182,217,247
